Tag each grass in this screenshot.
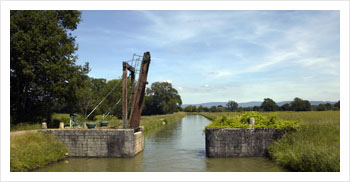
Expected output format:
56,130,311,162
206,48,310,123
268,122,340,171
140,112,187,132
91,112,187,132
10,132,67,172
11,113,83,131
198,111,340,172
11,112,187,132
267,111,340,172
10,123,42,132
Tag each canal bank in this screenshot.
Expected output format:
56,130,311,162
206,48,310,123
34,115,286,172
10,112,187,172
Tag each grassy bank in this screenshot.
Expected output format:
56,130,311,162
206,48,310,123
10,112,186,172
10,113,83,131
267,111,340,172
140,112,187,132
12,112,187,132
10,132,67,172
197,111,340,172
10,123,42,132
94,112,187,132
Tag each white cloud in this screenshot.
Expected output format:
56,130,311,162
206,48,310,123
76,11,340,104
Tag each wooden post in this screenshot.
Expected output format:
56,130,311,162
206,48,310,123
122,62,128,129
129,52,151,129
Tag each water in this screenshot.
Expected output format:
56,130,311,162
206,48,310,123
34,115,286,172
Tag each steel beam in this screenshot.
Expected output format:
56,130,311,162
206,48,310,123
122,62,128,129
128,52,151,129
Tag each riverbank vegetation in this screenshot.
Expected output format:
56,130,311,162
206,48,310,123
10,132,67,172
267,111,340,172
11,112,187,133
90,112,187,132
199,111,340,172
205,112,302,131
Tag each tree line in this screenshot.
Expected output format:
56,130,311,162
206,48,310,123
10,10,182,126
184,97,340,112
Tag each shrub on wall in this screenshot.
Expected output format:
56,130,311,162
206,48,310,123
205,112,302,131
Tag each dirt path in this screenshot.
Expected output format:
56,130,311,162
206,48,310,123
10,130,39,136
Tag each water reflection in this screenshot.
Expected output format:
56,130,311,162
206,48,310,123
34,115,286,172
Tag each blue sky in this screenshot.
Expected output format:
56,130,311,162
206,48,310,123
72,10,340,105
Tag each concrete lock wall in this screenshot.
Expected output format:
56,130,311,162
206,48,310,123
205,128,286,157
42,128,144,157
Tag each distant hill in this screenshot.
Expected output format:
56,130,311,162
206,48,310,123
182,101,337,108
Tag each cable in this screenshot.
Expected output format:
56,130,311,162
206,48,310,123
85,77,122,120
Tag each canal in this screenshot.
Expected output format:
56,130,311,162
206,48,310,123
34,115,286,172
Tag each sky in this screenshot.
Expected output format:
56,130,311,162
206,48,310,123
72,10,340,105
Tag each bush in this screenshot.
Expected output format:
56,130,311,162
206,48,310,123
52,113,70,126
205,112,302,131
10,132,67,171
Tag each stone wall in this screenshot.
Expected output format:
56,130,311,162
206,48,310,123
205,128,286,157
42,128,144,157
134,131,144,154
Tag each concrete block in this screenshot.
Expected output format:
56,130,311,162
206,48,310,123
205,128,286,157
42,128,144,157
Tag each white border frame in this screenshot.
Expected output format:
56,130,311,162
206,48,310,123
1,1,349,181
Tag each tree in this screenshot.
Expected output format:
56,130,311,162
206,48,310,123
290,97,311,111
334,101,340,110
191,105,198,112
316,104,327,111
98,79,123,119
280,103,290,111
217,105,225,112
10,10,82,124
209,106,217,112
142,82,182,115
260,98,278,112
202,106,209,112
325,103,333,110
253,106,261,111
226,100,238,112
184,105,193,112
198,105,204,112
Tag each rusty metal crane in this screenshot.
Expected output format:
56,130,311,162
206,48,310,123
122,52,151,130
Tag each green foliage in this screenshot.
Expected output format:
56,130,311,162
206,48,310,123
209,106,217,112
142,82,182,115
202,111,340,172
52,113,70,124
10,132,67,171
184,105,197,112
205,112,301,131
140,112,187,133
268,123,340,171
10,10,82,124
290,97,311,111
279,103,290,111
217,105,225,112
226,100,238,111
334,100,340,110
197,105,209,112
261,98,279,112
